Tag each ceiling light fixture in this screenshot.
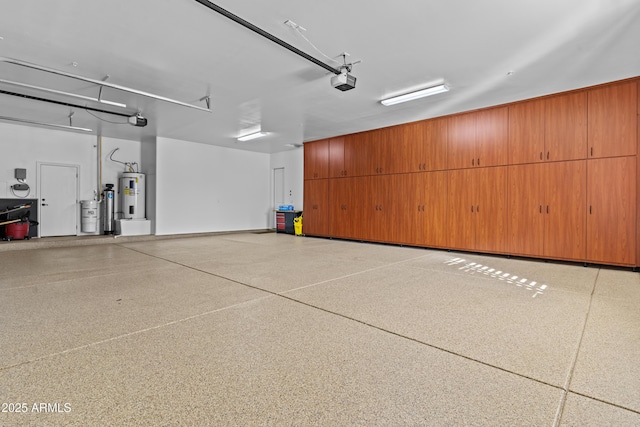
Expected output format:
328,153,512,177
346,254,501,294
381,83,449,106
237,131,267,142
0,115,92,132
0,56,211,112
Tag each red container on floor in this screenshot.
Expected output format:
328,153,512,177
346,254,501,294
5,222,29,240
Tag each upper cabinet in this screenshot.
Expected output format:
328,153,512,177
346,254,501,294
509,98,545,164
588,80,637,158
329,136,346,178
447,107,507,169
304,139,329,180
396,118,448,173
545,91,587,161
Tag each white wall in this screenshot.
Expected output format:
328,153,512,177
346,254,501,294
0,122,301,236
0,122,141,235
154,137,271,235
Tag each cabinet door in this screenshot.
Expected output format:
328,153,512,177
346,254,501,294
474,167,507,253
587,157,636,265
329,177,360,238
476,107,508,167
365,175,394,242
379,126,403,174
509,99,545,164
545,92,587,161
447,113,476,170
544,160,587,260
508,164,544,256
344,132,370,177
416,170,448,248
423,117,448,171
394,173,418,245
447,169,475,250
303,179,329,236
304,139,329,180
588,81,637,158
329,137,345,178
397,122,424,173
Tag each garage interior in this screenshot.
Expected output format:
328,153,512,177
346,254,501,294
1,1,640,425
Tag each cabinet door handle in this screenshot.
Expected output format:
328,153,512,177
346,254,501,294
539,205,542,213
546,152,550,160
539,152,542,160
477,205,480,213
590,147,593,157
472,158,475,166
590,205,592,214
477,158,480,166
471,205,474,213
546,205,549,214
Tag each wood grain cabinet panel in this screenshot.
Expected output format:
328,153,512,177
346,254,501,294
397,118,447,173
303,179,329,236
304,139,329,180
475,107,508,168
364,175,395,242
508,164,545,257
329,137,345,178
344,132,370,177
587,157,636,265
508,99,545,164
544,160,587,260
447,113,476,169
415,171,448,247
448,167,506,252
588,81,637,158
545,92,587,161
329,177,366,239
447,108,507,170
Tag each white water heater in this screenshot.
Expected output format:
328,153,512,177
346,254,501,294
120,172,145,219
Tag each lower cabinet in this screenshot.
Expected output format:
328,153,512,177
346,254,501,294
587,156,636,265
303,179,329,236
447,167,507,253
508,161,587,262
395,171,448,247
306,158,635,267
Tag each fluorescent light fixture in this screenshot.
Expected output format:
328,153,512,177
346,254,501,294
237,131,267,142
0,115,93,132
381,83,449,106
99,99,127,108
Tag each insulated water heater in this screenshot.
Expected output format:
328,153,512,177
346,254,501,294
120,172,145,219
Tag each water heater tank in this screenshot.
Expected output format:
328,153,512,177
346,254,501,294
120,172,145,219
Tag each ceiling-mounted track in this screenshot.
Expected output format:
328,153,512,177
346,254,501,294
192,0,342,75
0,56,211,112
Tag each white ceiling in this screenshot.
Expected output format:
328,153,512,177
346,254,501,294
1,0,639,153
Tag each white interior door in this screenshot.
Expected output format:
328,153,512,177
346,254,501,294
39,164,79,237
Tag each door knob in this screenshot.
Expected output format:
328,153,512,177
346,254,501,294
42,203,48,206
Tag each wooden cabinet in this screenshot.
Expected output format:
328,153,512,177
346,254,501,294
396,118,448,173
587,157,636,265
588,81,637,158
544,160,587,260
362,175,395,242
329,137,345,177
448,107,507,169
329,177,366,239
545,92,587,161
447,113,476,169
508,161,587,261
394,172,447,246
304,139,329,180
306,78,638,268
508,164,544,256
303,179,329,236
448,167,507,252
509,98,545,164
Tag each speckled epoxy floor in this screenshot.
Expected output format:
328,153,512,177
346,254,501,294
1,232,639,426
